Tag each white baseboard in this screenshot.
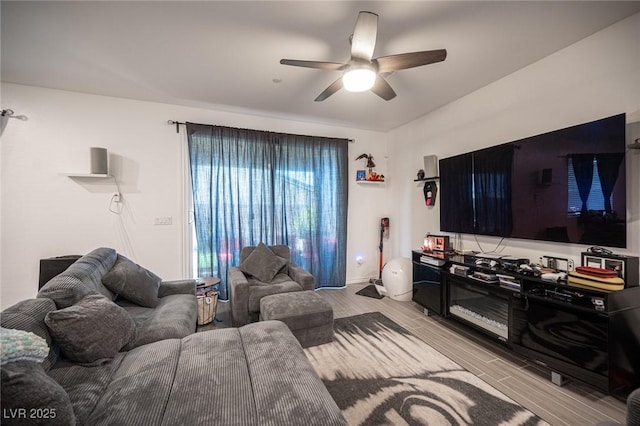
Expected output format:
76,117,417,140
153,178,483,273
346,277,378,285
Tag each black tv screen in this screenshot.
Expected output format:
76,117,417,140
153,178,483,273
439,114,627,248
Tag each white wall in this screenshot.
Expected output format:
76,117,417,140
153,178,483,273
4,13,639,308
0,84,389,308
387,12,640,267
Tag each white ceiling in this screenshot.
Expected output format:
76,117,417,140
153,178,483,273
2,1,640,132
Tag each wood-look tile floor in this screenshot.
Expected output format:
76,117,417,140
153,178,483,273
200,283,627,425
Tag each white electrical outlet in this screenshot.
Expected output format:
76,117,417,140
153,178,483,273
154,216,173,226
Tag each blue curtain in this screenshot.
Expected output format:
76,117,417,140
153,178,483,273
595,153,624,214
187,123,349,300
439,145,514,237
570,154,595,214
473,144,514,236
439,154,475,234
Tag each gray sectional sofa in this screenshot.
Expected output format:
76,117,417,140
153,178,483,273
37,247,198,349
1,247,346,425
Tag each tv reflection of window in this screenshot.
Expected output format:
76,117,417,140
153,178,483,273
567,154,624,216
440,145,513,237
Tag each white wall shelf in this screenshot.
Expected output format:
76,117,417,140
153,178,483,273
356,180,385,184
63,173,113,178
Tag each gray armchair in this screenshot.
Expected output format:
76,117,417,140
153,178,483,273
229,244,314,326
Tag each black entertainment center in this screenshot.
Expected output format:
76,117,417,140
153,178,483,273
412,250,640,401
415,112,638,399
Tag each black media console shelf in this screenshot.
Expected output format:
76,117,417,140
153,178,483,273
411,250,640,400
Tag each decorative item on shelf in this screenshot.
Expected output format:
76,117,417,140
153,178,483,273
355,153,384,181
367,171,385,181
422,234,450,252
413,156,439,181
356,170,366,181
423,181,437,206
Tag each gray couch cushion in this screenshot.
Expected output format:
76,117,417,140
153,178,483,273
48,354,126,423
240,243,288,282
45,294,136,365
1,298,59,371
1,361,76,425
102,255,161,308
158,279,197,297
84,340,182,425
161,330,257,426
259,291,334,348
248,276,303,313
260,290,333,331
240,244,291,263
628,388,640,426
94,322,345,426
117,294,197,349
52,322,345,426
238,321,346,425
38,247,118,308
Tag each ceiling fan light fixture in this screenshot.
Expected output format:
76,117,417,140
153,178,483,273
280,11,446,101
343,66,376,92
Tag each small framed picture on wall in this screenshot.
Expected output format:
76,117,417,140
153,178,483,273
356,170,366,181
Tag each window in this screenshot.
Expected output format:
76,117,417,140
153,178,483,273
187,123,348,299
440,144,514,236
567,157,608,215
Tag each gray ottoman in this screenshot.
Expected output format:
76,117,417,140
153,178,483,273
260,290,334,348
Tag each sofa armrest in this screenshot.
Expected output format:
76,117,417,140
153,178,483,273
288,263,314,291
229,267,251,327
158,279,197,298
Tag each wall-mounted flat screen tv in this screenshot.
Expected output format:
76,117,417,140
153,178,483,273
439,113,627,248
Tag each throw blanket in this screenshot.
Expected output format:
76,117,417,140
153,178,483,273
0,328,49,365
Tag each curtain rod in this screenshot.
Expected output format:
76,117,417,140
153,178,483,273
167,120,354,143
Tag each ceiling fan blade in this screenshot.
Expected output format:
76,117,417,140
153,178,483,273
280,59,346,71
370,75,396,101
375,49,447,73
315,77,344,102
350,11,378,61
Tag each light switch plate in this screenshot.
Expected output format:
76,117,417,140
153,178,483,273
154,216,172,225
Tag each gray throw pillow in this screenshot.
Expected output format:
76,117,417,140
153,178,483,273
44,294,136,365
101,255,161,308
239,243,288,282
1,361,76,425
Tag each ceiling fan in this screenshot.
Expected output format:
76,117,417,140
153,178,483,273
280,11,447,102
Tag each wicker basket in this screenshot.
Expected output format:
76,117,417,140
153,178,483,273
197,292,218,326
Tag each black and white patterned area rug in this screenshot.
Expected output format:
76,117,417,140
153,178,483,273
304,312,550,426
